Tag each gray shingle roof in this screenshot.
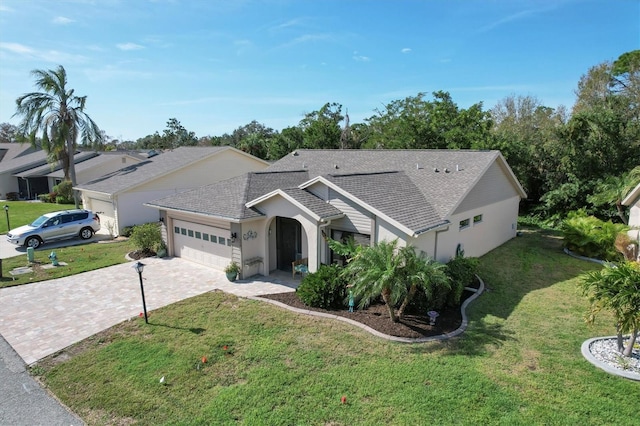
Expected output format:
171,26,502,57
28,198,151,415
269,149,502,218
14,152,99,177
76,147,228,194
147,149,522,233
147,171,313,220
324,171,444,233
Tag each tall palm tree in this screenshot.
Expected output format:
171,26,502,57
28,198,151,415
14,65,103,206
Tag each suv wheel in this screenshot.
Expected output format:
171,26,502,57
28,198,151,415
25,236,42,249
80,227,94,240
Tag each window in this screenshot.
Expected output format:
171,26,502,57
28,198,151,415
195,231,201,239
210,235,217,243
459,218,470,230
188,230,194,237
174,226,180,234
218,237,226,245
202,233,209,241
181,228,187,235
473,214,483,224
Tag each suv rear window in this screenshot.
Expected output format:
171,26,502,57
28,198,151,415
71,212,89,221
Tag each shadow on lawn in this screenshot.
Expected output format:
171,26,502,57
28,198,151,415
149,322,206,335
473,226,600,321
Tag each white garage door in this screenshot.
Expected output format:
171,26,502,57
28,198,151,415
172,219,231,270
89,198,116,236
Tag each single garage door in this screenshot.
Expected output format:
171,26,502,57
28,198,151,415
172,219,231,270
89,198,116,236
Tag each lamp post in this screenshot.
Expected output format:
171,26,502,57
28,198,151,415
3,205,9,231
133,261,148,324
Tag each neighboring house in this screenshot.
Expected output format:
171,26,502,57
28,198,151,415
0,143,144,200
75,146,270,236
145,149,527,277
0,143,44,199
622,182,640,247
15,151,146,198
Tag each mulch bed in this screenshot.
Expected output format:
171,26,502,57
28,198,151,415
260,286,478,339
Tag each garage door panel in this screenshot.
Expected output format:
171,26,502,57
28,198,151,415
173,219,231,269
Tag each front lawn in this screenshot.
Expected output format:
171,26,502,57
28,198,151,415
35,228,638,424
0,240,134,288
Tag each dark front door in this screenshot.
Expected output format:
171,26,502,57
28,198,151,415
276,217,301,271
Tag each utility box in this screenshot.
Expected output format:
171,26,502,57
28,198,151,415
27,247,35,263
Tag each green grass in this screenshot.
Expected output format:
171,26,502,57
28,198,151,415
0,240,134,288
0,200,76,234
36,228,638,425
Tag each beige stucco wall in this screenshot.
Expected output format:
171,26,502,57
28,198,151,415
254,195,318,273
438,195,520,262
0,173,15,199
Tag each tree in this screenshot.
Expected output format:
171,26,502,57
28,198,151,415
0,123,18,143
364,91,492,150
588,167,640,224
299,102,344,149
581,261,640,357
162,118,198,148
13,65,102,206
343,239,405,322
396,246,450,320
341,239,450,323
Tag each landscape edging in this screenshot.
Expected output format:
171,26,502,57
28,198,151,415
251,275,485,343
580,336,640,381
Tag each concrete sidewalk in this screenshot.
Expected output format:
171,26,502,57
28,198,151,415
0,256,296,365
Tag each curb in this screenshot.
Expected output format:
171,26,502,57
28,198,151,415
580,336,640,381
251,275,485,343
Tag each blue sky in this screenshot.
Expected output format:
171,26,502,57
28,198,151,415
0,0,638,142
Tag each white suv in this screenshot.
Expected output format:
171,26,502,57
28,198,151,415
7,209,101,249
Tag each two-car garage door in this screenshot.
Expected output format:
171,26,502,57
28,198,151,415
172,219,231,270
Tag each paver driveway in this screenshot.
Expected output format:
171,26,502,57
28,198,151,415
0,257,296,365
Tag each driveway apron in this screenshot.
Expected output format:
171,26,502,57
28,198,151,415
0,257,295,365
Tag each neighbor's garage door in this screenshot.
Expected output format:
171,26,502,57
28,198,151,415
89,198,115,235
172,219,231,270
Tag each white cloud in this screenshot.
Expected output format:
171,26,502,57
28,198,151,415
0,42,35,55
117,42,145,51
52,16,75,25
401,48,412,54
352,51,370,62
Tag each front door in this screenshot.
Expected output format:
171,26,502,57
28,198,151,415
276,217,301,271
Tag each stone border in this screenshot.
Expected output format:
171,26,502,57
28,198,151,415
563,248,615,267
581,336,640,381
251,275,485,343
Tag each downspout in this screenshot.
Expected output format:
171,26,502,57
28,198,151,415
318,219,333,270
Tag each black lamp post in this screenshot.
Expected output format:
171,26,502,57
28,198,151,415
3,205,9,231
133,261,148,324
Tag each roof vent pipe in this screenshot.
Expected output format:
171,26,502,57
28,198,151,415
456,164,459,172
445,168,450,173
434,168,439,173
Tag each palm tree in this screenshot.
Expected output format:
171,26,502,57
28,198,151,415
396,246,450,321
588,166,640,224
14,65,103,206
581,261,640,357
344,239,404,322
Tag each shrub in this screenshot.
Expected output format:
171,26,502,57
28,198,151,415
121,226,135,237
6,192,19,201
38,192,56,203
53,181,73,204
562,210,627,261
444,255,479,305
129,223,163,253
296,264,347,309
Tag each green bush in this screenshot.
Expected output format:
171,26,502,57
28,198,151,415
121,226,135,237
38,192,56,203
129,223,163,253
296,264,347,309
562,210,627,261
444,255,479,305
53,181,73,204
